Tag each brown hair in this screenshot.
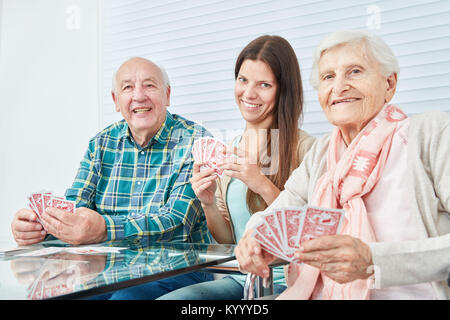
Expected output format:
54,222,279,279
234,35,304,213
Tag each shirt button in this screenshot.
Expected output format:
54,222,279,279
137,181,141,185
141,151,145,155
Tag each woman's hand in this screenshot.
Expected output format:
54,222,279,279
219,147,279,202
295,235,374,284
190,162,217,206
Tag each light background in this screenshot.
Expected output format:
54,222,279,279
0,0,449,244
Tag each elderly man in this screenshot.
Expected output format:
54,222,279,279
11,57,213,299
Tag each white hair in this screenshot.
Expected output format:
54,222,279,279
111,57,170,93
309,30,400,89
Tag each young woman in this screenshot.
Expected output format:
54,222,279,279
158,35,316,300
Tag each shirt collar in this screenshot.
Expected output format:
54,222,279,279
151,110,174,146
119,111,175,148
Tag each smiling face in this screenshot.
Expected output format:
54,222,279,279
317,41,397,143
234,59,278,130
112,58,170,145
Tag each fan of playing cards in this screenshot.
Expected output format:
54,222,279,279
252,205,345,262
192,137,229,177
27,191,76,226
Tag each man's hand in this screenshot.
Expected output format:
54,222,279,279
234,229,278,279
41,207,107,245
295,235,374,284
11,208,47,246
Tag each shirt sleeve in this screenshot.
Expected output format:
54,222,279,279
65,140,99,210
103,156,208,243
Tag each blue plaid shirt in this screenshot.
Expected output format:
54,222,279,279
65,111,212,244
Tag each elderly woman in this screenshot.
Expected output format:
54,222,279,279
235,29,450,300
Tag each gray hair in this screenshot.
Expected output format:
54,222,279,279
309,30,400,89
111,57,170,93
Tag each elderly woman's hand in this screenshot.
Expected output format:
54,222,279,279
294,235,374,284
235,229,277,279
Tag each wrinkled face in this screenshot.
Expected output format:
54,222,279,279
112,58,170,140
317,42,396,138
234,59,278,129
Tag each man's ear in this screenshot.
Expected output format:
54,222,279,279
112,91,120,112
385,72,397,104
165,86,171,107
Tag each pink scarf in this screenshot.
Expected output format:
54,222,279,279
277,104,408,300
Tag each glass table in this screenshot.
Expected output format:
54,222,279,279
0,238,236,300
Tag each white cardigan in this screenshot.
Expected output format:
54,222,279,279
246,111,450,299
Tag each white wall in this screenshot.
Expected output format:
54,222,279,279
0,0,100,243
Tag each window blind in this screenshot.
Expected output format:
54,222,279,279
101,0,450,139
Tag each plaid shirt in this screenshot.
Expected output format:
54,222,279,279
65,111,212,244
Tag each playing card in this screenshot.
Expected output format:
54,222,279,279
251,205,345,263
252,229,288,261
26,190,76,231
274,209,286,248
42,194,53,214
17,247,64,257
193,137,230,176
192,138,204,163
261,211,284,250
254,220,285,257
283,207,305,251
30,193,45,219
197,137,211,172
200,137,210,163
206,139,228,176
0,246,27,256
297,205,344,244
64,246,126,254
27,195,38,213
51,197,76,213
203,137,217,161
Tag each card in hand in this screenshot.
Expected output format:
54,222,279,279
29,192,46,221
252,228,289,261
251,205,344,263
261,211,284,250
192,137,229,176
206,139,227,176
255,220,285,256
192,137,207,163
26,191,77,224
51,198,75,213
298,205,344,243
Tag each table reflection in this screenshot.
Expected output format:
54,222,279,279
6,239,235,299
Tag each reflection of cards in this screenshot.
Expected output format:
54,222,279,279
251,205,344,263
192,137,229,176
